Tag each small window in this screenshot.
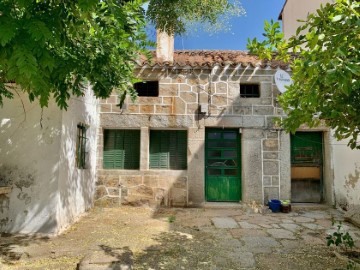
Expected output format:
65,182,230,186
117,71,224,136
240,84,260,98
76,124,88,169
149,130,187,170
103,129,140,169
134,81,159,97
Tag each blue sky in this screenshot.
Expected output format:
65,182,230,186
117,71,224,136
147,0,285,51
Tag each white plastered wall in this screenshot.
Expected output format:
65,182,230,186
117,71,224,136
0,85,99,234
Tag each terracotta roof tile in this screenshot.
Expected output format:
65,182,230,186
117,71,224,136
137,50,288,69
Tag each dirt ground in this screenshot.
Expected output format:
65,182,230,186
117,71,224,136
0,205,359,270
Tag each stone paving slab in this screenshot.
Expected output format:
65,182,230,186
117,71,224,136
267,229,297,240
211,217,238,229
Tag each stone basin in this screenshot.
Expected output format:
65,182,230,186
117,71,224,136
0,186,12,195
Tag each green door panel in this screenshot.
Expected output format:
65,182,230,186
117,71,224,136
205,129,241,202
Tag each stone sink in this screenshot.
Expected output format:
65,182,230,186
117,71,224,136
0,186,12,195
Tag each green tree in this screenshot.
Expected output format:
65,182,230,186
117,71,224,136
0,0,243,109
247,0,360,148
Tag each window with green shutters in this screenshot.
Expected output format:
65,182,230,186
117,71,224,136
150,130,187,170
103,129,140,169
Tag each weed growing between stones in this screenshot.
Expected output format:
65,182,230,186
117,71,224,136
326,219,360,269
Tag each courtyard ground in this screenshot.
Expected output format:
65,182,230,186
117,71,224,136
0,204,359,270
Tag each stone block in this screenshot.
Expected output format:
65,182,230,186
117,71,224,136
170,187,187,206
264,187,280,203
212,95,227,106
173,177,187,189
180,92,197,103
266,131,279,139
263,176,272,186
266,116,280,128
199,74,209,84
107,188,120,197
158,177,171,189
140,105,154,114
263,139,279,151
104,176,119,187
159,84,179,96
97,175,106,186
263,152,279,160
155,105,172,114
143,176,158,188
180,84,191,92
173,97,186,114
106,95,117,104
260,82,273,98
253,106,274,116
232,106,252,115
229,75,241,82
94,197,120,208
100,104,111,113
137,97,161,104
154,188,166,205
186,75,198,85
243,116,265,127
95,186,107,199
263,161,279,175
111,105,123,113
162,97,172,105
272,176,279,186
128,185,154,198
171,75,186,84
120,176,142,187
215,82,227,94
127,104,139,114
199,92,209,103
187,103,199,114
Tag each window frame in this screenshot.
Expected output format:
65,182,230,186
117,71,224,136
103,129,141,170
240,83,260,98
134,81,159,97
76,123,87,169
149,130,188,170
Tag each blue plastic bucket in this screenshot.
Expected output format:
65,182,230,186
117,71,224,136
269,199,281,212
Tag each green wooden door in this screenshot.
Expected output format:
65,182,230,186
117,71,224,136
205,129,241,202
290,132,323,202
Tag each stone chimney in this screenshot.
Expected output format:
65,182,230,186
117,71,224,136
156,30,174,63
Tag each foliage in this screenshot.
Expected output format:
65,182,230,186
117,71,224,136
247,0,360,148
168,215,176,223
0,0,243,110
147,0,245,34
0,0,151,109
326,221,355,251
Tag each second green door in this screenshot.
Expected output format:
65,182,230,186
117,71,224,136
205,129,242,202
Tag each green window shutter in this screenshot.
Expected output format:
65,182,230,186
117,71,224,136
103,130,140,169
150,130,187,170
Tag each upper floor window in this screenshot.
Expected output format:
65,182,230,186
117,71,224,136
134,81,159,97
240,84,260,98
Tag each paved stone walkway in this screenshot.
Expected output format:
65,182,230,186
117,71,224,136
0,205,359,269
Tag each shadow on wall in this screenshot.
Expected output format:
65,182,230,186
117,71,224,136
0,86,98,234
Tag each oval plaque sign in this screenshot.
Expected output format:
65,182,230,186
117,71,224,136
274,70,293,93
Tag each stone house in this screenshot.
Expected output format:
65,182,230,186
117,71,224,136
95,34,299,207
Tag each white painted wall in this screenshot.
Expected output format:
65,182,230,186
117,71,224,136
57,86,99,232
281,0,334,40
0,85,99,234
331,135,360,208
0,86,62,234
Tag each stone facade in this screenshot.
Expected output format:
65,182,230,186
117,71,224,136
96,62,292,206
